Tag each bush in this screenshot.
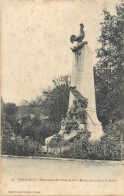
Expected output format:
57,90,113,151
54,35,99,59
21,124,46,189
2,135,43,157
48,134,63,148
60,139,122,160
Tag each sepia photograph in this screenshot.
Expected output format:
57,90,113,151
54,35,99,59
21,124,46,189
0,0,124,195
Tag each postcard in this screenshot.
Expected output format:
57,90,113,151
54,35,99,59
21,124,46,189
0,0,124,195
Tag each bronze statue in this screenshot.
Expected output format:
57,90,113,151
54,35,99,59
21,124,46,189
66,86,88,123
70,24,88,53
68,86,88,107
70,23,85,44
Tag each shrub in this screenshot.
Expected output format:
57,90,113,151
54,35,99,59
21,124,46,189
1,135,43,157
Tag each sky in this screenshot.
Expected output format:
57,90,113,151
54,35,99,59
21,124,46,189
1,0,120,105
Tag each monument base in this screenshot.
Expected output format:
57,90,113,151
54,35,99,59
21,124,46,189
88,124,103,140
86,109,104,140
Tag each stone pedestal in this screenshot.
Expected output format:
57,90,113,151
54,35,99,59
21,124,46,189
69,44,103,140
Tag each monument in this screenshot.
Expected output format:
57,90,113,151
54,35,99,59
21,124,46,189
68,23,103,140
45,23,103,145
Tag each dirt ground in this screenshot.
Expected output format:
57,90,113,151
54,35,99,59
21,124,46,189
1,156,124,196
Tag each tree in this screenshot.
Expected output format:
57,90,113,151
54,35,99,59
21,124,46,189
94,3,124,127
42,75,70,124
1,101,18,132
13,75,70,141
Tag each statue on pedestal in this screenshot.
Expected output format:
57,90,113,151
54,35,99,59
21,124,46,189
70,23,88,53
66,86,88,124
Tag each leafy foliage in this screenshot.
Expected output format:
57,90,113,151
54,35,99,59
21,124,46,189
42,75,70,123
48,134,63,148
1,101,18,128
2,135,43,156
101,119,124,143
94,3,124,126
60,138,123,160
1,75,70,151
